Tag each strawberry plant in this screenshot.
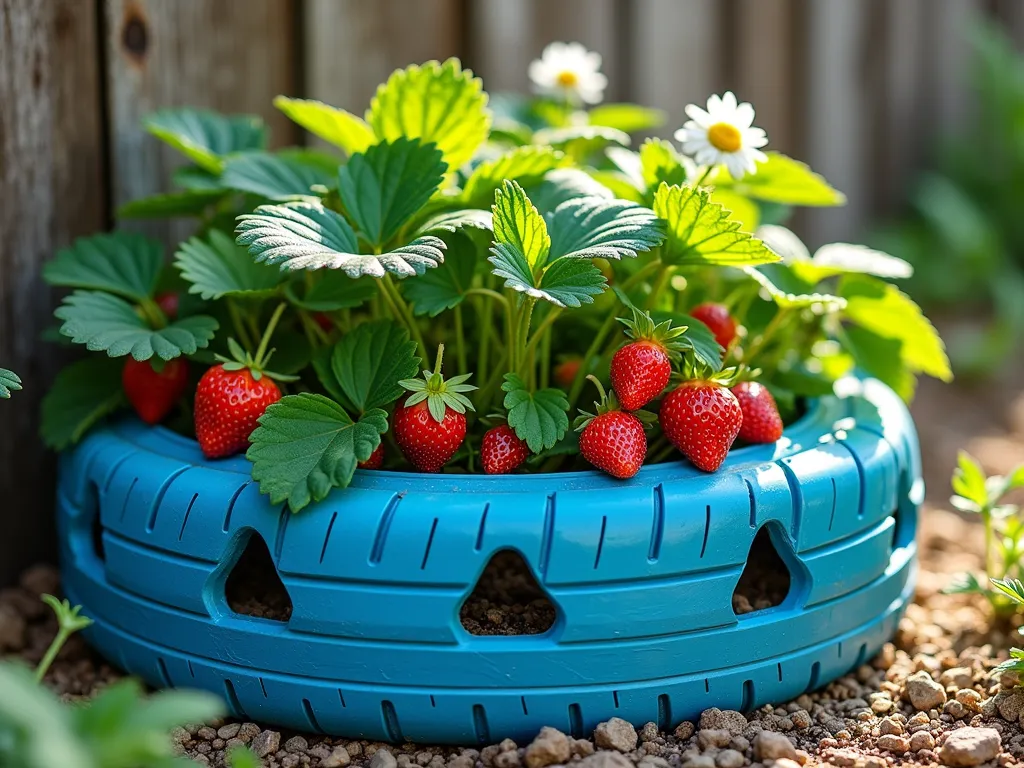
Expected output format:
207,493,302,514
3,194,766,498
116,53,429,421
39,47,951,510
0,368,21,400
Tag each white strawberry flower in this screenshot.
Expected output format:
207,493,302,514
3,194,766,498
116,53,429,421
674,92,769,179
528,42,608,106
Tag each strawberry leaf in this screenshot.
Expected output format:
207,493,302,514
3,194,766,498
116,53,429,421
144,108,267,173
462,146,570,207
273,96,375,155
338,138,447,247
718,151,845,207
839,274,952,384
405,234,479,316
0,368,22,399
502,373,569,453
247,393,388,512
43,232,164,303
840,324,916,401
547,198,664,261
284,273,377,312
654,183,780,267
533,125,630,157
40,356,125,449
221,151,336,201
55,291,218,361
744,265,847,311
490,240,606,308
588,104,666,133
413,209,494,237
789,243,913,284
175,229,285,300
235,202,446,278
329,321,421,413
117,189,227,219
528,168,614,215
492,180,550,269
367,59,490,172
651,311,724,373
639,138,689,190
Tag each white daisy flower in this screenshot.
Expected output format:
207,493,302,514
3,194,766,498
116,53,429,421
528,42,608,106
674,92,768,179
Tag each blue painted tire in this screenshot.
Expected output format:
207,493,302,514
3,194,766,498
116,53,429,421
57,376,920,744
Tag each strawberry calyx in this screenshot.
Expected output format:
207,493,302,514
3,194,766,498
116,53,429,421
398,344,477,424
616,307,688,361
672,360,746,389
574,375,656,430
214,302,299,383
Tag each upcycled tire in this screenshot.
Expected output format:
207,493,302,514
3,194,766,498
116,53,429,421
57,376,920,744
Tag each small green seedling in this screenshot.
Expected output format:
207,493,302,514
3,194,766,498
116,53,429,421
35,595,94,683
992,578,1024,683
945,452,1024,616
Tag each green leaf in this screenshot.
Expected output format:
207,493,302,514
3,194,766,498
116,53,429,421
405,234,478,316
367,58,490,171
462,146,570,206
650,311,724,373
654,183,780,267
55,291,218,361
43,232,164,302
528,168,614,215
789,243,914,284
839,274,952,382
533,125,630,157
952,451,989,507
492,180,550,270
943,572,988,595
0,368,22,399
329,321,420,413
547,198,664,261
235,202,446,277
413,209,493,237
744,265,847,311
174,164,223,190
992,578,1024,605
40,356,125,449
640,138,688,190
221,152,336,201
719,151,845,207
284,273,377,312
588,103,666,133
273,96,375,155
490,240,605,308
117,188,227,219
710,188,760,232
501,373,569,453
247,393,388,511
144,108,266,173
338,138,447,246
175,229,284,300
840,324,916,401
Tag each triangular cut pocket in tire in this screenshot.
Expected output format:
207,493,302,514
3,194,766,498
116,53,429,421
460,550,556,636
225,532,293,622
733,526,792,615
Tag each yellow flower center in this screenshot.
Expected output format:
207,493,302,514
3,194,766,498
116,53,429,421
707,122,743,153
556,70,579,88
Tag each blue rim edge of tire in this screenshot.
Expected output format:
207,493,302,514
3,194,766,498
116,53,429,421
57,375,920,744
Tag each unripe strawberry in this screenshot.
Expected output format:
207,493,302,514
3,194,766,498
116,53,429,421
659,379,742,472
122,357,188,425
690,302,737,351
393,345,477,473
609,308,687,411
732,381,783,443
481,424,530,474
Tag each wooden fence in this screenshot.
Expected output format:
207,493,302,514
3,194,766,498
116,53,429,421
1,0,1021,583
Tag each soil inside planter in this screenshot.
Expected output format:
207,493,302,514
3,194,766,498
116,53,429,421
459,550,557,635
225,534,293,622
732,527,791,615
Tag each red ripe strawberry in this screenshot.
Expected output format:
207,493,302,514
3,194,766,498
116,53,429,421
393,345,477,473
481,424,530,474
122,357,189,425
195,365,281,458
659,380,743,472
155,292,179,320
554,358,582,389
313,312,334,333
732,381,783,444
576,376,648,479
194,304,295,459
358,443,384,470
690,303,737,351
610,308,687,411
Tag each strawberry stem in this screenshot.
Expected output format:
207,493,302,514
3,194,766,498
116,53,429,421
433,344,445,376
254,302,288,370
585,374,608,404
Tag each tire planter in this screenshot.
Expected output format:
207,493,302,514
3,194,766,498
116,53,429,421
57,376,920,745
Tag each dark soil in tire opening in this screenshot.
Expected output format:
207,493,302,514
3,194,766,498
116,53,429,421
225,534,293,622
460,550,557,635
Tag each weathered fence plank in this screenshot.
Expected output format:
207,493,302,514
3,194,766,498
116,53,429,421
104,0,299,245
0,0,106,584
304,0,462,117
